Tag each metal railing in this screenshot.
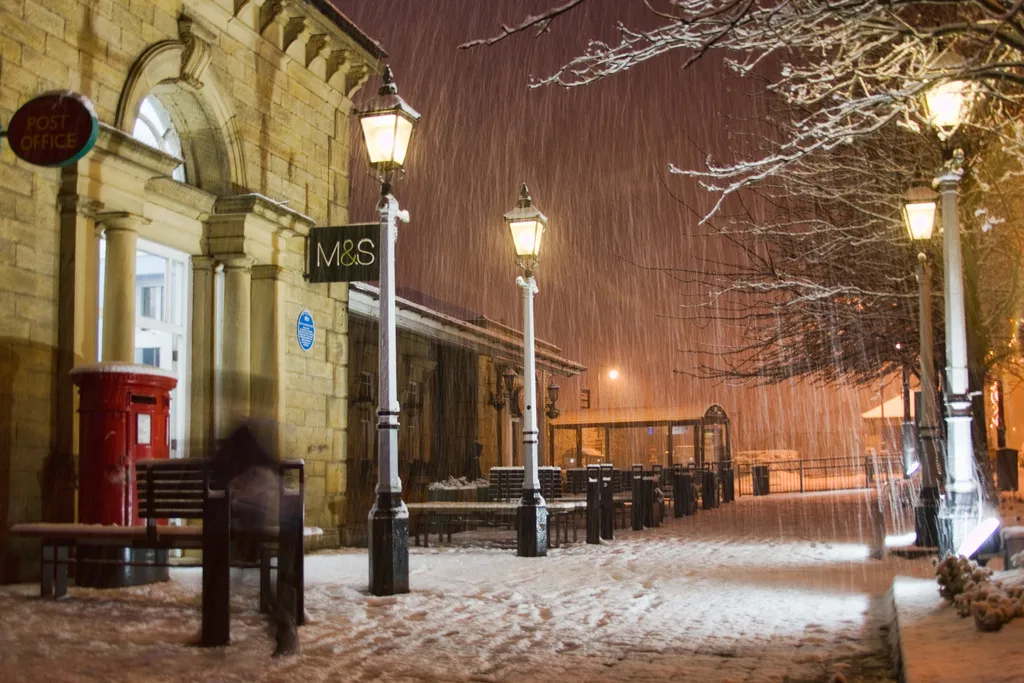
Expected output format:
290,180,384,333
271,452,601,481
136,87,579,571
735,456,905,496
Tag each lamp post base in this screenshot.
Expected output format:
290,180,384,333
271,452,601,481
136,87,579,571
937,490,979,558
369,493,409,596
516,489,548,557
914,486,940,548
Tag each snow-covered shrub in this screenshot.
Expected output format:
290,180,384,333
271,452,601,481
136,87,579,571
971,591,1020,632
935,555,992,603
938,555,1024,631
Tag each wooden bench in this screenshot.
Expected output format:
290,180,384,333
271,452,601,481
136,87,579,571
9,457,307,647
406,500,586,548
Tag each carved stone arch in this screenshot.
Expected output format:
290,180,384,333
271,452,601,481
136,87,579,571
115,29,248,195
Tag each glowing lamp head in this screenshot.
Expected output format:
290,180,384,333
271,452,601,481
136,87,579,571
504,183,548,273
902,185,937,241
356,66,421,176
924,79,971,134
608,369,619,380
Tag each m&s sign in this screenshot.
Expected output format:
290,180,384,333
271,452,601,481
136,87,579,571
4,91,99,167
306,223,381,283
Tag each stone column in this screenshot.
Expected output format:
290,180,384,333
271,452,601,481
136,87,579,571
220,256,253,434
251,264,286,453
190,257,217,456
53,194,103,523
99,213,146,362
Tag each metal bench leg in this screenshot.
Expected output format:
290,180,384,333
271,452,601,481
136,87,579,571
276,494,304,627
294,524,305,627
55,546,68,599
260,546,272,614
41,546,54,598
201,493,231,647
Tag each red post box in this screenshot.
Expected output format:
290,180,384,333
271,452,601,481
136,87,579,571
70,363,177,588
71,363,177,526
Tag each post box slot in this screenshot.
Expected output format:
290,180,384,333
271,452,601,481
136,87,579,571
130,394,158,405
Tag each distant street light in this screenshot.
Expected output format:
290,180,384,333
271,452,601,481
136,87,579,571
920,71,995,555
356,65,421,596
504,183,548,557
608,369,619,380
902,184,941,547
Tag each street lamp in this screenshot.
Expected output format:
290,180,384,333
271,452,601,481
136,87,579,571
356,65,421,596
920,73,994,555
902,185,942,547
504,183,548,557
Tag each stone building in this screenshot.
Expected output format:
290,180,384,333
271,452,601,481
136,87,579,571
0,0,589,580
0,0,386,580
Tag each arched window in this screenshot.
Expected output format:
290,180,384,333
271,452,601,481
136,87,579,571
132,95,186,182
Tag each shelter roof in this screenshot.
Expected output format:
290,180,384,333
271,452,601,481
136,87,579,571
550,404,729,428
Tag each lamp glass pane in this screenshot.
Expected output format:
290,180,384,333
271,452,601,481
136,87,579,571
509,219,543,258
392,116,414,165
360,112,400,165
925,81,968,130
903,201,937,241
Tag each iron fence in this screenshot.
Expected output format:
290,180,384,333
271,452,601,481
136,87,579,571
735,456,905,496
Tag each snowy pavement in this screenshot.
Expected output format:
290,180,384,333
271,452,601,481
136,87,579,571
0,491,936,682
893,574,1024,683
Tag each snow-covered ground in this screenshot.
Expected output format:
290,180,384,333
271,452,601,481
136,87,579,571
0,491,936,682
893,574,1024,683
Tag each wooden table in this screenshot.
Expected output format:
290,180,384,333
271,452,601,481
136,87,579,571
406,500,587,548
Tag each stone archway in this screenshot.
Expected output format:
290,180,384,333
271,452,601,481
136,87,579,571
115,16,247,195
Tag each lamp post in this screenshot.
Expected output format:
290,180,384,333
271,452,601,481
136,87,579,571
921,74,990,555
902,185,942,547
504,183,549,557
355,65,421,595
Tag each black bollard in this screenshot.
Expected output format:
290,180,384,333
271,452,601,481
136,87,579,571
701,469,714,510
723,466,735,503
201,489,231,647
586,465,601,544
600,464,614,539
643,476,656,527
672,464,684,518
681,473,695,515
631,465,644,531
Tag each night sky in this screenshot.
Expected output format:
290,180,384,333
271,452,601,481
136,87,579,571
339,0,878,453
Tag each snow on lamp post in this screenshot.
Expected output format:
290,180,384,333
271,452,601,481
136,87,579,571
356,65,421,595
921,72,996,556
902,185,943,547
504,183,548,557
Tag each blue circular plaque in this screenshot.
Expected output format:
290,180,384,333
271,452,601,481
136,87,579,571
296,310,315,351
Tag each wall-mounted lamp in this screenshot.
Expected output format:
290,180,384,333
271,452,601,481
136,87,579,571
490,367,517,410
545,378,560,420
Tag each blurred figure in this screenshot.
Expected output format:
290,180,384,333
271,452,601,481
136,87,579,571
210,421,280,542
209,420,299,656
